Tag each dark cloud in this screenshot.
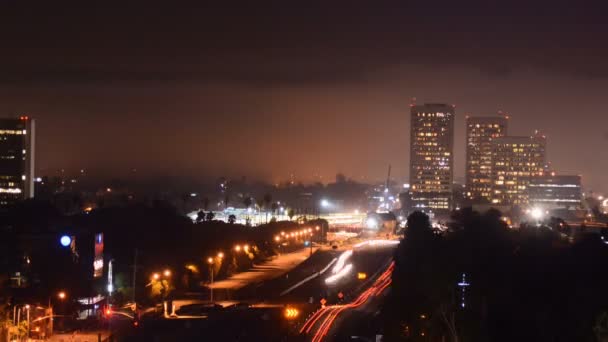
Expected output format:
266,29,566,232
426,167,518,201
0,1,607,190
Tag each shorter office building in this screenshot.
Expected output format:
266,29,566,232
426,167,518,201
528,174,582,210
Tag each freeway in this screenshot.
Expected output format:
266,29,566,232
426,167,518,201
128,239,398,341
299,261,394,342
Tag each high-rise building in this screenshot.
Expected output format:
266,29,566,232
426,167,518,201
490,131,546,206
465,116,508,203
409,103,455,212
0,116,35,207
528,173,582,210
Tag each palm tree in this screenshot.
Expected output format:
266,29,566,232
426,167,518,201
271,202,279,216
243,197,253,224
263,193,272,223
287,208,295,221
243,196,252,209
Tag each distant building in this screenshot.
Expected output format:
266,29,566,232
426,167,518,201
490,132,546,206
409,103,455,212
465,116,508,203
0,116,35,207
528,173,582,210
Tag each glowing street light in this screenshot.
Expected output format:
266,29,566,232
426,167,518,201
58,291,66,300
274,236,281,242
207,257,213,264
530,207,544,221
243,244,250,252
320,199,330,208
234,245,241,252
152,273,160,281
163,269,171,277
217,252,224,259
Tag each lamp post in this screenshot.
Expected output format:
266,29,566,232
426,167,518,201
207,252,224,302
207,257,214,302
25,304,30,340
48,291,66,337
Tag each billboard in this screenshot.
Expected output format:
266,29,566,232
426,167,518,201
93,233,104,278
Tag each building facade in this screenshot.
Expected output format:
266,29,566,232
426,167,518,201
528,174,582,209
465,116,508,203
490,132,546,206
0,116,35,207
409,103,455,212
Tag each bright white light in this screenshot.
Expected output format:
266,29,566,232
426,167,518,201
384,188,389,193
403,183,410,189
107,284,114,294
325,263,353,284
35,177,42,182
320,199,330,208
354,239,399,249
190,193,197,197
60,235,72,247
332,250,353,274
279,206,284,212
366,217,378,229
0,188,22,194
530,207,544,220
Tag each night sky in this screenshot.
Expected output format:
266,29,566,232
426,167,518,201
1,2,607,191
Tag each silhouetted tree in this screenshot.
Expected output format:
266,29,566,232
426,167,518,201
228,214,236,224
196,210,205,223
205,211,215,221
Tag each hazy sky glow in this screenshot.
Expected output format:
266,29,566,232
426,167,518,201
0,2,606,191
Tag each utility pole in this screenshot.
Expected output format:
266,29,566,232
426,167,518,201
132,248,138,303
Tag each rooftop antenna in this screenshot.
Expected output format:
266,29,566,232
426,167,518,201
386,164,392,190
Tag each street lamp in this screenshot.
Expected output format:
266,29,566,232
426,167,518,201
152,273,160,281
163,269,171,277
25,304,30,340
207,257,217,302
217,252,224,259
234,245,241,252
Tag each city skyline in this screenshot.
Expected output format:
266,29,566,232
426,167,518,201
0,3,606,192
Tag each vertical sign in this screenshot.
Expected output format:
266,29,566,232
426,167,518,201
93,233,104,278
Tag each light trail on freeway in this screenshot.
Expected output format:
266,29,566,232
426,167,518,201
299,261,395,342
